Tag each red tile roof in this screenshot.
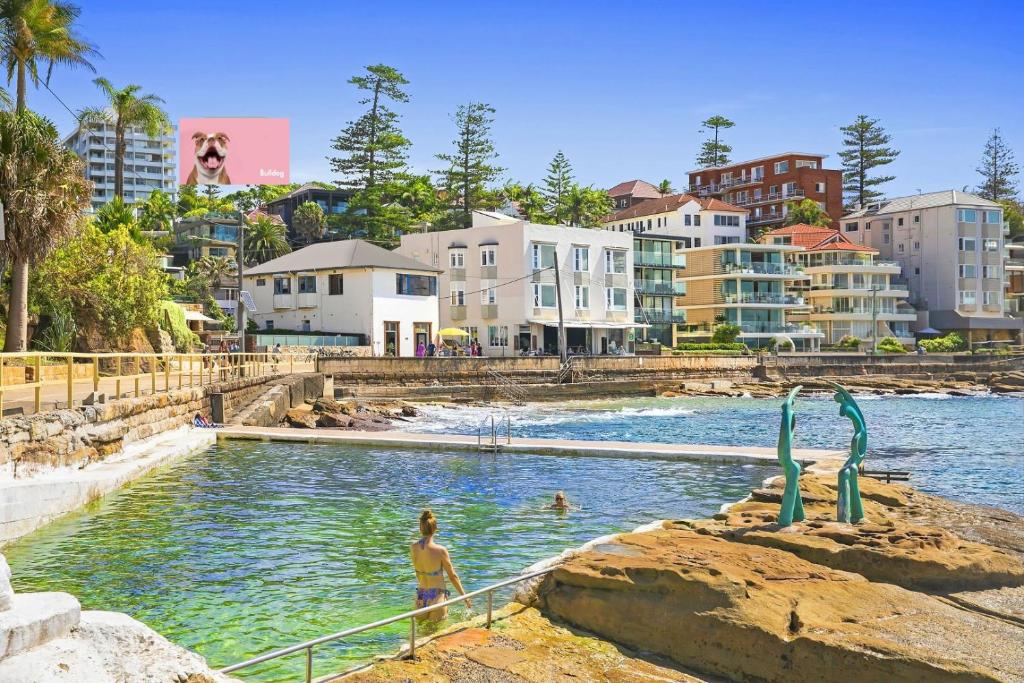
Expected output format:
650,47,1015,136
606,179,661,199
604,193,746,222
245,209,286,225
758,224,877,253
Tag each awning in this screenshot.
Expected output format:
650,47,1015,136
528,320,650,329
183,310,217,322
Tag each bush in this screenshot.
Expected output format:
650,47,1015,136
919,332,966,353
675,342,748,352
158,301,200,352
711,323,741,344
836,335,861,349
876,336,907,353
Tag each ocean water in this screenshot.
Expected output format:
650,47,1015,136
408,393,1024,514
4,441,764,681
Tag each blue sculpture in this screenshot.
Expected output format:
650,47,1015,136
776,386,805,527
831,382,867,524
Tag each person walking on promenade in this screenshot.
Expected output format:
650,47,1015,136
410,510,470,621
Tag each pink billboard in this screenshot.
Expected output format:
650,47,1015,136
179,117,289,185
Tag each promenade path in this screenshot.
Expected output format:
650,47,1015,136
216,425,845,467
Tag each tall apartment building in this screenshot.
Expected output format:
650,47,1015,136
843,190,1022,343
397,211,635,356
1006,237,1024,317
607,179,662,210
601,193,748,247
633,233,687,345
686,153,842,234
676,243,822,350
759,224,916,345
64,121,176,212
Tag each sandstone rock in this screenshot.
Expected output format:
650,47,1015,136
316,411,352,429
0,592,81,659
0,554,13,610
400,404,418,417
284,408,318,429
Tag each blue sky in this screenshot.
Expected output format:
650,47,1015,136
27,0,1024,197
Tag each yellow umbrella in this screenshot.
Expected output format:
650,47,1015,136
438,327,471,337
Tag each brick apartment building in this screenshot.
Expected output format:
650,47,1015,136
686,153,843,234
607,179,663,210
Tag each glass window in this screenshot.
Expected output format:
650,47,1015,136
531,243,556,269
959,290,976,305
795,159,818,169
574,285,589,309
959,264,977,278
694,215,701,226
983,291,997,305
957,208,978,223
255,278,266,287
983,265,999,279
983,239,999,252
449,249,465,268
396,273,438,296
450,282,465,306
298,275,316,293
959,237,977,251
604,249,627,273
752,166,764,180
573,246,590,272
273,277,291,295
329,274,343,295
713,214,740,227
532,283,557,308
481,246,497,266
774,160,789,174
984,210,1001,224
487,325,508,347
684,214,692,226
480,280,496,305
605,287,627,310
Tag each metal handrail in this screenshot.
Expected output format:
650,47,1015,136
219,567,555,681
477,409,512,450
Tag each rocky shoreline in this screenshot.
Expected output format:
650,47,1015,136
283,398,420,431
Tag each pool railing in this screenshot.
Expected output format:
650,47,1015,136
219,566,556,682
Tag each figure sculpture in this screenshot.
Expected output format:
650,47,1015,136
776,386,805,527
832,382,867,524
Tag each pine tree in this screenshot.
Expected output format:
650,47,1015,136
975,128,1019,202
435,102,504,229
543,151,574,224
695,115,735,168
838,115,899,208
329,64,410,189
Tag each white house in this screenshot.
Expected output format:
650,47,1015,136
600,193,748,246
243,240,440,357
397,211,636,356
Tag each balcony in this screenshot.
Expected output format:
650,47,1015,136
635,280,686,295
297,292,317,308
722,293,805,305
481,304,498,319
737,322,821,335
639,310,687,324
747,213,786,226
689,174,764,195
273,293,294,309
450,305,466,321
635,253,686,268
722,262,802,276
729,189,805,207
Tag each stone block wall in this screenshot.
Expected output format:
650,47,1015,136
230,373,325,427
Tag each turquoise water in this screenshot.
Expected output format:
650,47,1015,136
4,441,764,681
412,393,1024,514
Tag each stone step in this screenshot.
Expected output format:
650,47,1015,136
0,592,81,660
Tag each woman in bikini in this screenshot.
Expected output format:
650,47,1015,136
410,509,470,621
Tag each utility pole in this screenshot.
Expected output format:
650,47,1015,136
553,264,567,362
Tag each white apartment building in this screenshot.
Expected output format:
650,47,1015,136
398,211,636,356
760,224,916,345
64,120,176,212
243,240,440,357
600,193,748,246
843,191,1022,343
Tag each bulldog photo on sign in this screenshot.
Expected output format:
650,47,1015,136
185,131,231,185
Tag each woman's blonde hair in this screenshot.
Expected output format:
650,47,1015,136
419,509,437,537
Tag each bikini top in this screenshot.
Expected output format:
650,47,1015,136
414,538,444,577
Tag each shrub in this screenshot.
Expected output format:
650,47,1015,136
675,342,748,352
877,336,907,353
711,323,741,345
158,301,200,352
836,335,861,349
919,332,966,353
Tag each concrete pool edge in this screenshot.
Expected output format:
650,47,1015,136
214,426,845,468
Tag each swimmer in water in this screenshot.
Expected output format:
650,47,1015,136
410,509,470,621
550,491,570,511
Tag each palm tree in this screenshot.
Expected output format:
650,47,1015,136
564,184,614,228
0,110,90,350
657,179,673,196
79,78,170,200
194,254,236,301
138,188,175,232
0,0,96,113
244,213,291,265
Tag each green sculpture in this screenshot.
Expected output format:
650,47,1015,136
776,386,805,527
831,382,867,524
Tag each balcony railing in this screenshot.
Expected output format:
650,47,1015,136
635,253,686,268
634,280,686,295
812,305,900,315
729,189,805,207
722,262,801,276
722,293,805,305
747,213,786,226
688,174,764,195
639,310,687,324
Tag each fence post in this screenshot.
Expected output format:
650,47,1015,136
408,617,416,660
66,356,74,409
93,356,99,392
164,354,171,393
33,355,41,414
486,591,493,628
0,355,4,415
115,356,122,400
150,356,157,395
305,647,313,683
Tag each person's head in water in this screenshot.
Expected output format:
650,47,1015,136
552,491,569,510
419,509,438,538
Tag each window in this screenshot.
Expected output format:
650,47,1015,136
693,215,701,226
984,210,1001,224
449,249,465,268
957,208,978,223
273,277,291,295
255,278,266,287
656,217,661,228
396,273,438,296
753,188,762,200
897,243,904,253
265,320,274,330
983,239,999,252
574,285,589,309
298,275,316,293
714,235,740,244
815,182,825,193
329,274,344,295
647,219,652,230
783,182,797,196
573,246,589,272
450,282,466,306
605,287,627,310
481,247,496,266
914,267,920,275
959,290,976,306
487,325,508,347
983,265,999,279
913,241,920,251
604,249,627,273
752,166,764,180
913,215,920,224
959,237,977,251
898,218,904,226
531,243,556,269
480,280,496,305
684,214,692,226
774,161,789,174
713,214,740,227
795,159,818,169
883,234,890,244
983,291,997,306
532,283,557,308
959,264,977,278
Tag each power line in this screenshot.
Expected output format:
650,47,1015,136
458,267,554,298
